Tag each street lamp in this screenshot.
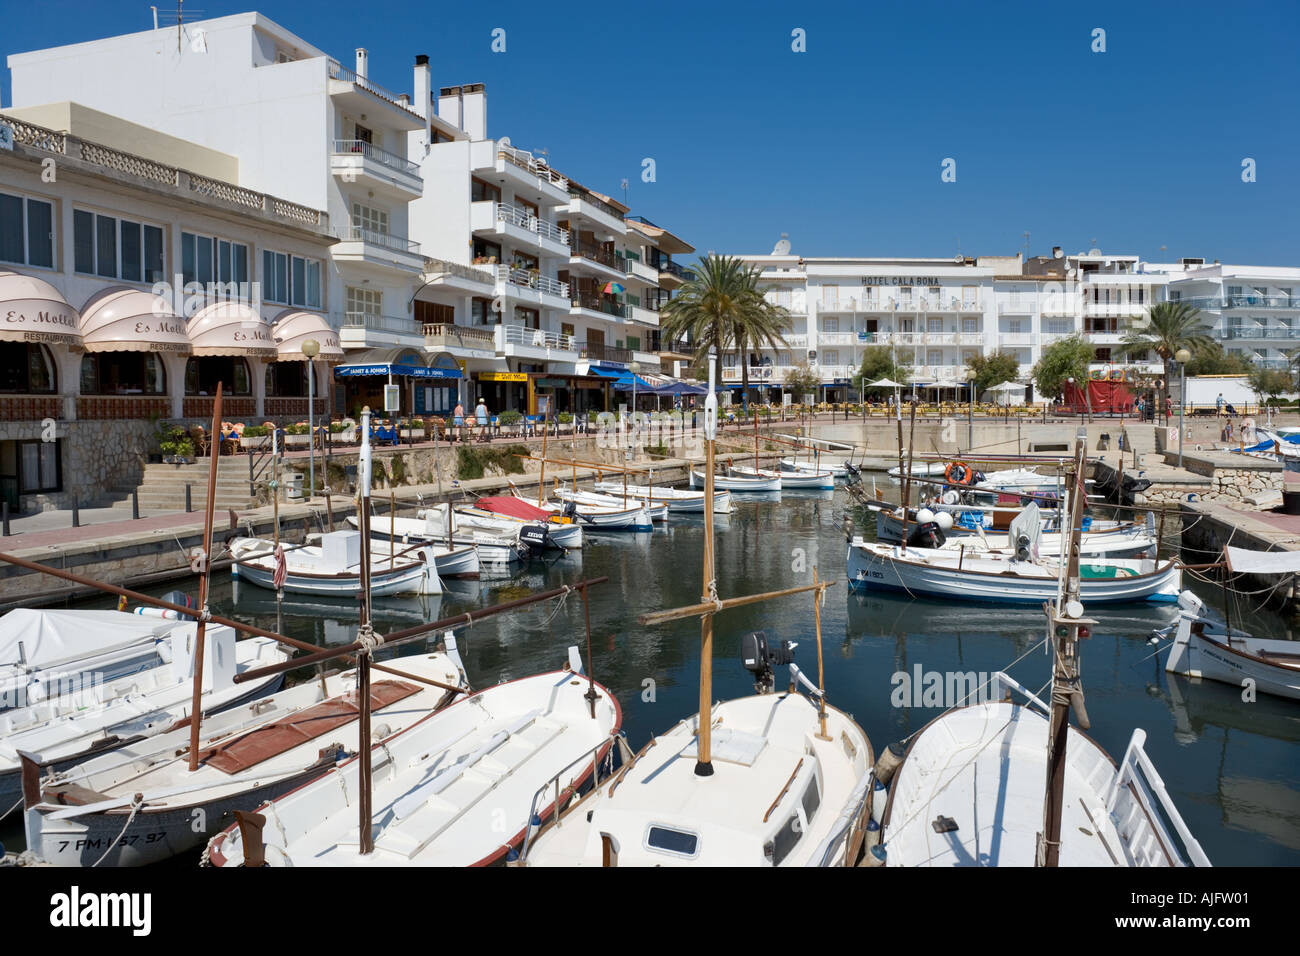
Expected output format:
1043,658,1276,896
628,360,641,461
1067,377,1077,424
1175,347,1190,468
965,368,976,452
302,338,320,499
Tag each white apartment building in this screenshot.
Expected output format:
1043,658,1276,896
1164,263,1300,370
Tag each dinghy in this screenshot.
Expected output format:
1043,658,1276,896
780,457,849,479
346,511,529,567
469,497,584,550
689,468,781,492
230,531,447,595
21,645,467,867
591,481,731,514
205,648,622,867
552,486,669,522
1,622,288,816
508,486,652,531
730,464,835,491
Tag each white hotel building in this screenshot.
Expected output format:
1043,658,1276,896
1163,263,1300,371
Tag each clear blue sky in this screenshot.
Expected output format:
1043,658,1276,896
4,0,1298,265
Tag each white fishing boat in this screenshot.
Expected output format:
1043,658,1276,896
553,486,669,522
509,487,652,531
205,649,622,867
522,358,873,868
780,457,849,479
21,645,468,867
871,506,1157,560
877,672,1211,866
463,498,584,550
229,531,447,595
847,540,1180,604
689,468,781,492
592,481,732,515
730,464,835,491
1,622,289,816
1,608,183,713
346,512,528,566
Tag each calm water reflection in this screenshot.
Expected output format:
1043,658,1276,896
18,489,1298,865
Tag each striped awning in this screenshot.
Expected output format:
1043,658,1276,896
0,270,80,346
79,287,190,353
271,310,344,363
188,301,277,358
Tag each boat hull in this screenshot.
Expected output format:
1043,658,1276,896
1165,616,1300,701
689,469,782,492
232,555,438,596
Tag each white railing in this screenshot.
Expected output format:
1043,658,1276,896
999,333,1037,347
493,203,570,244
498,323,576,351
999,301,1036,314
1105,729,1211,867
423,256,496,285
496,144,569,191
333,139,420,177
722,365,790,382
494,265,570,298
343,226,421,254
341,312,418,333
326,60,424,119
818,331,858,346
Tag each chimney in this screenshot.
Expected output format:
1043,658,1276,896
461,83,486,141
438,86,462,131
413,55,432,127
1052,245,1062,259
355,48,369,80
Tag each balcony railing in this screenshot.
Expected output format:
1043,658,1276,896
569,240,618,269
423,257,495,285
333,139,420,176
341,312,419,334
497,145,569,190
494,265,570,298
342,226,420,254
569,189,624,221
1223,326,1300,340
583,342,633,363
1181,295,1300,310
572,292,628,318
327,61,424,119
659,260,696,282
423,323,497,351
494,203,569,244
500,323,576,351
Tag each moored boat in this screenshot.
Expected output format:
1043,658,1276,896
689,468,782,492
229,532,447,595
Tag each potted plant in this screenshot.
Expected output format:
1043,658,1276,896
241,424,272,451
399,417,425,440
498,409,523,435
158,425,195,464
284,422,312,448
557,411,573,433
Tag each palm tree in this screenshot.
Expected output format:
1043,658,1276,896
1116,301,1211,416
660,255,789,409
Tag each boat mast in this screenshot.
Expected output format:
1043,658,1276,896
696,355,718,777
1037,428,1092,867
187,382,223,772
357,405,376,855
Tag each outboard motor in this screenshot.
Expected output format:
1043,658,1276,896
561,499,578,520
741,630,795,694
518,523,552,551
905,521,946,549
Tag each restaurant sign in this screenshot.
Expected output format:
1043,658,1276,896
478,372,529,382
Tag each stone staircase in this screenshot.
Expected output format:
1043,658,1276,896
1121,424,1161,463
110,459,258,513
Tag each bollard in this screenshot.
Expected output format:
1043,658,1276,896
132,488,139,520
185,483,192,513
1,501,8,537
72,495,79,528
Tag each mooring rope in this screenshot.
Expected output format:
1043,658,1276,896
91,792,144,868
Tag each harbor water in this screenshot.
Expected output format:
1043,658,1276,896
7,489,1298,865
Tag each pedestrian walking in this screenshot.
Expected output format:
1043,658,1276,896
474,398,490,442
452,400,465,442
1216,393,1225,417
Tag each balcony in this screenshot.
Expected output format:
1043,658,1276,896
1182,295,1300,310
566,190,627,235
571,291,628,319
470,141,570,205
999,302,1035,315
333,226,423,274
339,311,423,348
420,257,496,294
495,323,577,361
657,260,696,288
622,256,660,285
582,342,633,364
568,240,624,278
628,304,660,327
1223,326,1300,341
326,60,426,130
999,333,1038,347
423,323,498,358
494,265,570,309
471,201,570,256
330,140,422,199
723,365,789,383
818,331,859,346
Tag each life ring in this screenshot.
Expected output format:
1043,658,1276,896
945,461,974,485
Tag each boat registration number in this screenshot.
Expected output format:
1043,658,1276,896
58,832,168,852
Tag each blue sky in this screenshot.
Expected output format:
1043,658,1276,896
3,0,1298,265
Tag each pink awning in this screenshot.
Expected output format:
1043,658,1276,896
188,301,277,358
271,310,344,363
79,287,190,354
0,269,80,346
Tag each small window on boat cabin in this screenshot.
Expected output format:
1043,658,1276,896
765,813,803,866
800,778,821,823
645,825,699,858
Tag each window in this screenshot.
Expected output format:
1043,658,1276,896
560,322,575,339
185,356,251,395
182,232,246,290
823,350,838,365
471,178,501,203
79,353,166,395
645,826,699,858
354,124,373,145
351,202,388,235
513,306,539,328
764,814,803,866
0,343,56,393
626,335,640,351
470,297,495,325
264,250,321,308
1,439,62,494
265,362,308,397
0,192,54,268
346,286,382,322
800,780,821,823
962,317,978,333
75,211,164,282
823,317,838,333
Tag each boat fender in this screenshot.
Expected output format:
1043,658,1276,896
934,512,954,532
866,843,887,867
865,817,881,849
872,740,907,787
869,778,888,824
372,724,392,742
842,515,855,542
941,489,961,505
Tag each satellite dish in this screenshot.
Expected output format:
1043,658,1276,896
1088,248,1102,256
498,136,511,148
772,235,791,256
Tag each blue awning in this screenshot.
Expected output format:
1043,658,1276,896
334,363,461,379
612,373,654,390
588,366,623,379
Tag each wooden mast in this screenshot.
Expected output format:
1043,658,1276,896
1037,429,1092,867
537,402,548,507
187,382,223,772
696,356,718,777
898,400,917,552
357,405,376,855
812,566,829,741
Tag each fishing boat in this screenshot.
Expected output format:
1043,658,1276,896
875,435,1210,868
1,607,190,713
20,644,468,867
508,485,652,531
553,486,669,522
1,621,289,816
520,358,874,868
346,511,529,567
229,531,449,595
870,505,1157,559
467,497,584,550
780,457,849,479
205,648,622,867
689,468,782,492
591,481,732,515
730,464,835,491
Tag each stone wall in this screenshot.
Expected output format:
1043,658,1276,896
0,419,153,513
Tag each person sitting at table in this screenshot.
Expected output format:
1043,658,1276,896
474,398,490,442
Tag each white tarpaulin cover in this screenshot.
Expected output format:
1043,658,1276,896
1225,546,1300,575
0,609,178,670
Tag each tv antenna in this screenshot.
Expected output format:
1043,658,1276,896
153,2,204,52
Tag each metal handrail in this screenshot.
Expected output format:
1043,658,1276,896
333,139,420,176
343,226,420,254
517,729,626,862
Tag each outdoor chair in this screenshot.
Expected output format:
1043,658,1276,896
190,426,210,457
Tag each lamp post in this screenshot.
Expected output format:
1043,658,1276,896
628,360,641,461
1175,347,1190,468
965,368,976,452
302,338,320,499
1067,377,1077,424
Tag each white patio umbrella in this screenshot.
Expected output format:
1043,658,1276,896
987,380,1027,406
866,377,905,421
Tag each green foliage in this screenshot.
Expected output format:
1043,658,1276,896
389,453,408,485
328,421,348,433
965,350,1020,394
498,410,523,426
158,425,194,459
285,423,310,435
1249,367,1292,400
241,425,269,438
784,360,821,400
1184,342,1254,376
557,412,573,424
1032,335,1095,400
851,346,911,391
455,444,529,480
